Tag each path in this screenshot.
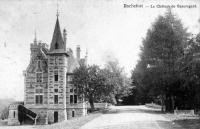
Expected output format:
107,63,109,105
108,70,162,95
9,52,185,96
80,105,176,129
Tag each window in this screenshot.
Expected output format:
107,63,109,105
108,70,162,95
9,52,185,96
74,89,77,93
13,111,15,118
55,42,58,49
70,88,77,93
54,95,58,104
35,88,43,104
67,75,73,83
74,95,77,103
55,75,58,81
70,95,73,104
54,89,58,93
35,95,43,104
54,70,58,82
36,73,42,82
54,111,58,123
72,111,75,117
70,95,77,104
69,76,72,81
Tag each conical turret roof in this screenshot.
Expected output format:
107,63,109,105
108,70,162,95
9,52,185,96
48,17,68,56
50,18,64,51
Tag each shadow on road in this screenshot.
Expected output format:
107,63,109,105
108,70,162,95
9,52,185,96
138,108,163,114
103,106,163,115
102,106,200,129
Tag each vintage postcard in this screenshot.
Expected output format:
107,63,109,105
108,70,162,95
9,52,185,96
0,0,199,128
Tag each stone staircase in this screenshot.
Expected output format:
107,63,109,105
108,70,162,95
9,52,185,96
8,104,37,125
18,105,37,124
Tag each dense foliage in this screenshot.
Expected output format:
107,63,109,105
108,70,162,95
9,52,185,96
72,60,131,109
73,64,110,110
103,60,132,105
131,9,200,111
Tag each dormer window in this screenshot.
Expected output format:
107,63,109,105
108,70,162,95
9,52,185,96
55,42,58,49
36,60,43,72
36,72,42,82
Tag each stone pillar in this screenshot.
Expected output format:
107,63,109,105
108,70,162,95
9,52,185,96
45,117,48,125
34,115,38,125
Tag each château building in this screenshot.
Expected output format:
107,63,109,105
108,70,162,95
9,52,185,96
8,15,87,125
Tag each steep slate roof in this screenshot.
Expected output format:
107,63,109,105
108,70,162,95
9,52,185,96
49,18,68,56
26,48,48,73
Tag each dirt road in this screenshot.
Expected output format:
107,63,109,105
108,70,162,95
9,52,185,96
80,105,176,129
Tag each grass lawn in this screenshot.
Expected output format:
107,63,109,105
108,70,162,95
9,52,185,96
163,113,200,129
172,119,200,129
37,112,102,129
145,104,200,129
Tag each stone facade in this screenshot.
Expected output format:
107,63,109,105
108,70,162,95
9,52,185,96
11,16,87,125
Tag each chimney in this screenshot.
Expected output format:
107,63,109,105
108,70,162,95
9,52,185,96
85,49,88,65
34,30,37,45
63,29,67,50
76,45,81,60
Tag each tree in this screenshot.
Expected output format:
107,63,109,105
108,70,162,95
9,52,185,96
0,106,9,120
131,9,189,111
177,33,200,110
104,59,132,105
73,64,111,110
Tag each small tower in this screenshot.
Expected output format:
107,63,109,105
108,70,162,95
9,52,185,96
34,31,37,44
30,32,38,58
47,15,68,123
7,104,20,125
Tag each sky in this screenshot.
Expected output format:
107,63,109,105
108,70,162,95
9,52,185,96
0,0,199,100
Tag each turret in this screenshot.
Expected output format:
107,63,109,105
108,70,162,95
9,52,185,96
34,31,37,45
30,33,38,57
47,15,68,122
85,49,88,65
30,33,48,58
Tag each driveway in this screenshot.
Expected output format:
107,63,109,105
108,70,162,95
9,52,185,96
80,105,177,129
